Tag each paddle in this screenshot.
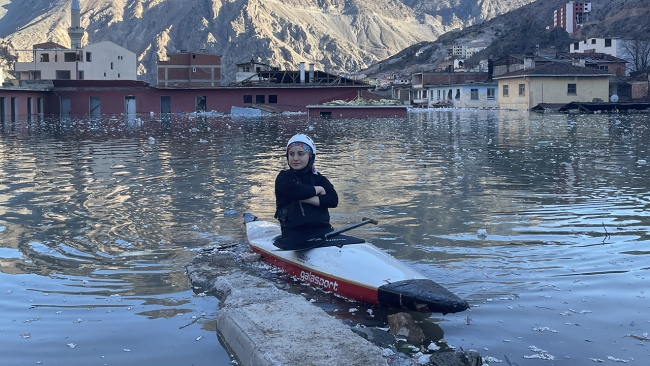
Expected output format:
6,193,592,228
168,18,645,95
300,217,379,250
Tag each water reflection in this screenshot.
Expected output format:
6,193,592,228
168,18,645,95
1,111,650,364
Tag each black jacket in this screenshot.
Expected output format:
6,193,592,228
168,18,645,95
274,168,338,232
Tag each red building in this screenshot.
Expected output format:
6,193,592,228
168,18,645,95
0,79,372,120
157,51,222,88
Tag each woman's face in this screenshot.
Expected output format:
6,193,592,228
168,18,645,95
287,145,310,170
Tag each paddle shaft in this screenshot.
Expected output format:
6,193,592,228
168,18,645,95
308,217,378,243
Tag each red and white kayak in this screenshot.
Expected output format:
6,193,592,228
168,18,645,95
244,215,469,314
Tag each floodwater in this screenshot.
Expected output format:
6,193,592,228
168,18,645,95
1,110,649,365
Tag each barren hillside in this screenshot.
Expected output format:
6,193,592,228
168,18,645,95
0,0,533,83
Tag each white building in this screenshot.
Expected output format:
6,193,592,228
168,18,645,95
412,82,498,109
13,0,137,81
570,37,636,75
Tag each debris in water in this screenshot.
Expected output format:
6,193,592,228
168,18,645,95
607,356,631,363
523,346,554,360
623,332,649,341
67,343,76,349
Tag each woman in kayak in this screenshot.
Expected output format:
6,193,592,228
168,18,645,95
273,134,338,250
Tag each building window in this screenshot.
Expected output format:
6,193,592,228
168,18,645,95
487,88,495,99
598,65,609,71
591,39,596,44
255,95,265,104
104,73,106,77
243,95,253,103
437,90,441,99
110,62,113,70
455,89,460,100
470,89,479,100
40,53,50,62
605,39,612,47
56,70,71,79
503,85,509,97
269,95,278,104
192,54,196,59
192,67,196,72
118,73,121,78
64,52,76,62
78,70,84,79
86,52,91,62
573,42,579,51
518,84,525,96
567,83,577,95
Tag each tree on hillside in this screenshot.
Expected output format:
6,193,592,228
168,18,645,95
619,38,650,73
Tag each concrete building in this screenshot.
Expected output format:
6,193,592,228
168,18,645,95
423,82,498,109
235,59,280,83
570,37,625,56
157,51,222,88
493,63,611,110
547,1,591,34
411,72,489,89
13,1,137,81
557,52,627,77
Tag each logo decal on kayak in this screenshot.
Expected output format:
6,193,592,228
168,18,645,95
300,270,338,291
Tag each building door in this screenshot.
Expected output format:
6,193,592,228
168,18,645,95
60,96,71,116
11,97,18,122
0,97,5,123
27,97,33,122
124,96,136,120
160,96,171,114
195,96,206,112
90,97,101,118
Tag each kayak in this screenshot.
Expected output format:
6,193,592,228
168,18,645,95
244,214,469,314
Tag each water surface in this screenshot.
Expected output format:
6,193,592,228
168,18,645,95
1,111,649,365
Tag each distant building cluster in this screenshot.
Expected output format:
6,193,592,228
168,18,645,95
1,0,649,119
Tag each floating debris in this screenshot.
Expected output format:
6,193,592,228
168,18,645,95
67,343,76,349
482,355,502,363
623,332,649,341
607,356,632,363
532,326,557,333
523,346,555,360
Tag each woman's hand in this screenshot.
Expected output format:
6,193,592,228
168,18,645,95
299,196,320,206
314,186,326,195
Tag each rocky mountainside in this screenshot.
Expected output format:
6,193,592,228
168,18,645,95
0,0,533,84
360,0,650,78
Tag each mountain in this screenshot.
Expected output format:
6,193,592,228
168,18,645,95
359,0,650,78
0,0,534,84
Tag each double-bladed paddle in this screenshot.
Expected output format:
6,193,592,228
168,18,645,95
300,217,379,250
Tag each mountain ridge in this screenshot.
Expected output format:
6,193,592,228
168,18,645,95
0,0,533,83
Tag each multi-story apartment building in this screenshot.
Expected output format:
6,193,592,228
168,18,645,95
547,1,592,34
